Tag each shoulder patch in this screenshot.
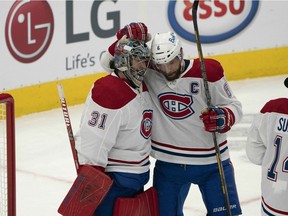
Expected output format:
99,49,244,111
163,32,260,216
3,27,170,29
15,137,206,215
91,75,136,109
184,58,224,82
261,98,288,115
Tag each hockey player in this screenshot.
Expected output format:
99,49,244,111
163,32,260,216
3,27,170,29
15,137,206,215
101,23,243,216
75,39,153,216
246,94,288,215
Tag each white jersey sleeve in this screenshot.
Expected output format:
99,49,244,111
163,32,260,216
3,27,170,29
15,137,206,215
245,114,266,165
100,50,114,73
99,40,117,73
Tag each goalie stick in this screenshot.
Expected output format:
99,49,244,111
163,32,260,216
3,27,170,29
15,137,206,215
57,83,80,173
57,83,113,216
192,1,232,215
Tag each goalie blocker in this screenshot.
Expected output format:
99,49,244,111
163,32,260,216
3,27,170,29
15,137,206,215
58,165,159,216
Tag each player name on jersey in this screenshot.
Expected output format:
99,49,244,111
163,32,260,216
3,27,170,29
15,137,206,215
277,117,288,133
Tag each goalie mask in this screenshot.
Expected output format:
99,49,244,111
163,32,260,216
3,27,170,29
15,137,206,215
114,40,150,88
151,32,184,81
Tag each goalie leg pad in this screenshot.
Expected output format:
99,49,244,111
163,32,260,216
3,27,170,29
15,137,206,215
113,187,159,216
58,165,113,216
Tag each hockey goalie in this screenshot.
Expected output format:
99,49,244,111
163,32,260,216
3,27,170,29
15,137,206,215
57,23,158,216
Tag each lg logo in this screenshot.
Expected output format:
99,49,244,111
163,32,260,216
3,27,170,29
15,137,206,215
5,0,54,63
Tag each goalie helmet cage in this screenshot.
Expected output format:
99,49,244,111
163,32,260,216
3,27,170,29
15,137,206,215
0,93,16,216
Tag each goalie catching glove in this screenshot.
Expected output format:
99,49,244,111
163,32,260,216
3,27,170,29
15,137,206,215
200,107,235,133
116,22,151,42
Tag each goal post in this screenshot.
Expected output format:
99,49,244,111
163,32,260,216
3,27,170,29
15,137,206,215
0,93,16,216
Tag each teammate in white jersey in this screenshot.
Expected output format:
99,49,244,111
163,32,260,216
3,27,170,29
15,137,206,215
76,39,153,216
246,95,288,216
101,23,243,215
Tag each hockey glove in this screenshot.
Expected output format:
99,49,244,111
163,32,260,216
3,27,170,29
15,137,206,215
116,22,150,42
200,107,235,133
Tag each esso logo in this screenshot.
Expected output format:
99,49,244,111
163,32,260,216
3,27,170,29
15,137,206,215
5,0,54,63
168,0,259,43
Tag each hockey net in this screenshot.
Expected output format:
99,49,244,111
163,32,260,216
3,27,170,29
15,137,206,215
0,93,16,216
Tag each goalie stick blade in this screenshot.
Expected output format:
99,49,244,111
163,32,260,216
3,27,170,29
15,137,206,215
58,165,113,216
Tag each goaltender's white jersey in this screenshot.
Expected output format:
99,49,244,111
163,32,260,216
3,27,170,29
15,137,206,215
144,58,242,165
75,73,153,174
246,98,288,215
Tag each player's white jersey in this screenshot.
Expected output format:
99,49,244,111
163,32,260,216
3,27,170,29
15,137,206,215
144,58,242,165
246,98,288,215
75,73,153,174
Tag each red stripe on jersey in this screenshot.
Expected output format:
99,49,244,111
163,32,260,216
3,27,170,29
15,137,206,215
262,196,288,215
91,74,136,109
108,155,149,165
183,58,224,82
152,140,227,152
261,98,288,115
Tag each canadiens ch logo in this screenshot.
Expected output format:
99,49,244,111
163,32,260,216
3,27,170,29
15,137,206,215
159,92,194,120
141,110,153,139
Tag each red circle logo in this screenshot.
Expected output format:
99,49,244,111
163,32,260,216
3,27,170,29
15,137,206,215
141,110,153,139
5,0,54,63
